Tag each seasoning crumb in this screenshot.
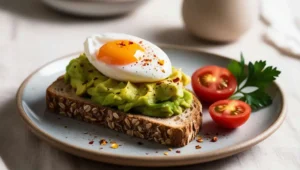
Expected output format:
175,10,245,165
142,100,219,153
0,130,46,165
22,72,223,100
156,151,158,153
211,136,218,142
176,150,181,154
137,142,143,145
100,139,107,145
168,148,173,151
196,137,203,143
100,147,103,150
195,145,202,149
110,143,119,149
163,152,168,156
89,141,94,145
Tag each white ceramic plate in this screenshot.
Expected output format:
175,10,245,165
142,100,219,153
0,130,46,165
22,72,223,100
17,45,286,167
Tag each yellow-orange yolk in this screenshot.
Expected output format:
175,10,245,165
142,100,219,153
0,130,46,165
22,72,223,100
97,40,145,65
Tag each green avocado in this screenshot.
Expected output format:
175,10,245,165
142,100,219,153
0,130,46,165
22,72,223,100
65,54,193,117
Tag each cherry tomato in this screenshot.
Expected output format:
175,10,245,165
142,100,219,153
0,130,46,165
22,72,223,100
192,65,237,103
209,100,251,129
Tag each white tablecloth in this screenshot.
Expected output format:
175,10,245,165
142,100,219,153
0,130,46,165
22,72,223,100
0,0,300,169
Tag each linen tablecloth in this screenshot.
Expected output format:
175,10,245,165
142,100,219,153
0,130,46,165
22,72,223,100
0,0,299,169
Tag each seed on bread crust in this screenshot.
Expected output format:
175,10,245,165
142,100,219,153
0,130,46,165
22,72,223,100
167,129,172,136
84,105,91,112
146,123,152,129
92,107,98,114
49,102,54,109
124,118,131,128
113,112,119,119
58,102,65,109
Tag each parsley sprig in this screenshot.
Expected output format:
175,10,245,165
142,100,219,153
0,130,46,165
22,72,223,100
227,54,281,111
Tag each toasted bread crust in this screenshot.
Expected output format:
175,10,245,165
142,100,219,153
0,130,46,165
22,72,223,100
46,77,202,147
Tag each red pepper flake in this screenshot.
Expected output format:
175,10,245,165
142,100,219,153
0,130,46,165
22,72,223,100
139,41,143,44
129,41,133,45
173,77,180,83
118,41,126,47
211,136,218,142
89,141,94,145
142,63,147,66
176,150,181,153
158,59,164,66
162,69,165,73
154,54,157,58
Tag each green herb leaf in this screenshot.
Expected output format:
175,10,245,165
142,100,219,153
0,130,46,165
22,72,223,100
227,53,281,111
246,62,281,89
227,54,246,85
240,90,272,111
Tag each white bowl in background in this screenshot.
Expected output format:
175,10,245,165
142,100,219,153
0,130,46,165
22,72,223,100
42,0,149,17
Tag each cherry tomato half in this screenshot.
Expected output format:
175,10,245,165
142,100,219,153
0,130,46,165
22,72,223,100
209,100,251,129
192,65,237,103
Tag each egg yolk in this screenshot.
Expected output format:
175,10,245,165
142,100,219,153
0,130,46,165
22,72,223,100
97,40,145,65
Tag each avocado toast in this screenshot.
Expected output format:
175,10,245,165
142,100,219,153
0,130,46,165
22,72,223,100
46,33,202,147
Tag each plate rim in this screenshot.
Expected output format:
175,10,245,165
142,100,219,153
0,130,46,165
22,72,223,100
16,44,287,167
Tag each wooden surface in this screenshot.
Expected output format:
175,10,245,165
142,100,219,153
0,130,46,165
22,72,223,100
0,0,299,169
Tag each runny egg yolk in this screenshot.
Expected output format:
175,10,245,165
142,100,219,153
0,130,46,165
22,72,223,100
97,40,145,65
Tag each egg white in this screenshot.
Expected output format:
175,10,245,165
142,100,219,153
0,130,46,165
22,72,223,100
84,33,172,83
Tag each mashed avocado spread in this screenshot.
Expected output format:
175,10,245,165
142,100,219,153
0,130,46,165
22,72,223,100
65,54,193,117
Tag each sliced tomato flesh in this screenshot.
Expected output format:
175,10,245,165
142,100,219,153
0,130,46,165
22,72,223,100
209,100,251,129
192,65,237,103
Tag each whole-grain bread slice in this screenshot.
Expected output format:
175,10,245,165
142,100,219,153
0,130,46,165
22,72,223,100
46,77,202,147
